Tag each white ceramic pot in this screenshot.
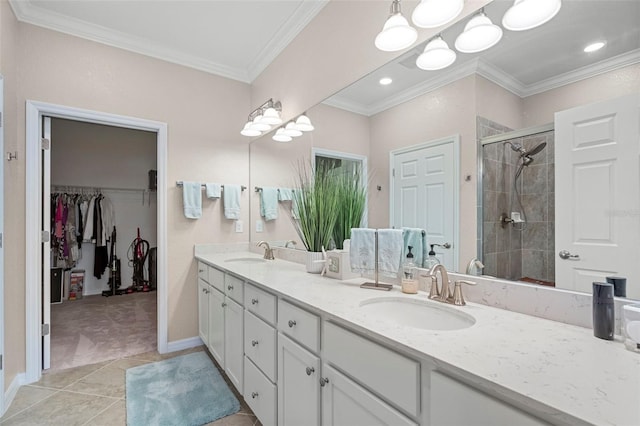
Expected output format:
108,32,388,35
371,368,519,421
305,251,325,274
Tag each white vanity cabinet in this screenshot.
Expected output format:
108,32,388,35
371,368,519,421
276,299,322,426
197,275,210,347
429,372,551,426
244,283,278,426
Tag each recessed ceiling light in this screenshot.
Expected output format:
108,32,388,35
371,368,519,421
379,77,393,85
584,41,606,53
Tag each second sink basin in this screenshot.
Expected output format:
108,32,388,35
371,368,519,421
359,297,475,331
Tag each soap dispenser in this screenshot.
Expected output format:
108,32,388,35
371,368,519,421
424,244,441,269
402,246,418,294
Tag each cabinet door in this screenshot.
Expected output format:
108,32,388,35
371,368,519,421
321,365,417,426
278,333,320,426
430,372,550,426
224,298,244,394
208,287,225,367
198,278,209,346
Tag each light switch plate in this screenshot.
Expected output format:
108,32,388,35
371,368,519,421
235,220,243,233
255,220,264,233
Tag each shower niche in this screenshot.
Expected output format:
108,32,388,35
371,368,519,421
478,117,555,286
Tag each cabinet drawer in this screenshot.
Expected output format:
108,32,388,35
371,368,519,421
245,283,277,325
245,311,277,382
244,356,277,426
278,300,319,353
225,274,244,304
197,261,208,282
324,322,420,417
208,267,225,292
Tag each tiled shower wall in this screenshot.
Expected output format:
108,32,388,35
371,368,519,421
478,117,555,284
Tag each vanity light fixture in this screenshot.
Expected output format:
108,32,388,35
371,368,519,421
454,10,503,53
584,41,606,53
282,121,303,138
375,0,418,52
293,113,314,132
502,0,562,31
412,0,464,29
379,77,393,85
272,128,293,143
416,35,457,71
240,98,282,137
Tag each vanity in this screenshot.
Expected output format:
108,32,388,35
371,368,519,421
195,249,640,426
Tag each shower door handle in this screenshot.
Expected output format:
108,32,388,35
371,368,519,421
559,250,580,260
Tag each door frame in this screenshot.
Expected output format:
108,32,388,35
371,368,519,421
0,75,5,414
389,135,460,270
25,100,168,383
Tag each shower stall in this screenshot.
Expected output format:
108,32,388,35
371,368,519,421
477,117,555,285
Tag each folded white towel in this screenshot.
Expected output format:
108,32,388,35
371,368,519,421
205,183,221,199
182,181,202,219
260,187,279,221
277,188,297,219
223,184,242,220
349,228,376,275
377,229,404,277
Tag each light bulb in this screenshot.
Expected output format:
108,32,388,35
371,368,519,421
261,107,282,125
293,114,314,132
240,122,261,137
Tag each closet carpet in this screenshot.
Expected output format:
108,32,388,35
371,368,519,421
50,292,157,371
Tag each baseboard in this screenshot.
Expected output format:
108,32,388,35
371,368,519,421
166,336,203,353
3,372,26,417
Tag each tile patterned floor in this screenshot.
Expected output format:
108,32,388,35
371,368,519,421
1,347,261,426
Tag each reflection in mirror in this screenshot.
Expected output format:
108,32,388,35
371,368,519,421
249,0,640,299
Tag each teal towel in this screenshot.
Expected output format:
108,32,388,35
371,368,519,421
260,187,279,221
278,188,298,219
223,184,242,220
182,181,202,219
402,227,428,268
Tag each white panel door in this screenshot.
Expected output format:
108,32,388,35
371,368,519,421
42,116,52,370
391,137,458,270
278,333,320,426
555,94,640,298
0,75,4,414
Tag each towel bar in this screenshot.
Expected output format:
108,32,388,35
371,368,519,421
176,181,246,191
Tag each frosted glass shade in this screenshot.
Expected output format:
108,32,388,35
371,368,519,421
375,13,418,52
294,114,314,132
455,12,503,53
261,107,282,125
502,0,562,31
283,122,302,138
240,122,261,137
249,115,271,132
416,37,456,71
273,128,292,142
412,0,464,28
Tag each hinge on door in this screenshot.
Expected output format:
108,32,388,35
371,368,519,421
0,232,2,248
392,168,395,177
42,324,50,336
41,230,50,243
0,354,3,370
41,138,50,150
0,111,3,128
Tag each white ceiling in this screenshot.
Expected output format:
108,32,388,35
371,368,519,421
9,0,328,83
325,0,640,116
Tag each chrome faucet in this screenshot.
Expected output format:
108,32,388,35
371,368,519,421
284,240,297,249
466,258,485,275
426,264,476,306
257,241,275,260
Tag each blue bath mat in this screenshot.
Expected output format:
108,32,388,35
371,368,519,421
126,351,240,426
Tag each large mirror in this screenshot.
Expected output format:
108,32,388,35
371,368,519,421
249,0,640,299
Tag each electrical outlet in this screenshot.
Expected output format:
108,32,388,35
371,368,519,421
235,220,243,233
255,220,264,233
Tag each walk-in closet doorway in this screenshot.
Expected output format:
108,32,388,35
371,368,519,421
25,101,168,383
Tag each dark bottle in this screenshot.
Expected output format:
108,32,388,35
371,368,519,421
592,282,614,340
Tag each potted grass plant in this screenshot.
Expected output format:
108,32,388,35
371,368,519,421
332,168,367,250
290,161,340,273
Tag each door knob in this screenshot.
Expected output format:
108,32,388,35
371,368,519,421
559,250,580,260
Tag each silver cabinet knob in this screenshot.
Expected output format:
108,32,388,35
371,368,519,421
559,250,580,260
251,298,259,305
221,302,227,307
319,377,329,387
251,340,259,347
198,269,204,273
306,367,315,376
227,285,233,290
288,320,297,328
251,392,258,399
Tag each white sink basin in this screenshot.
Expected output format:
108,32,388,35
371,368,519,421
359,297,475,331
224,257,267,264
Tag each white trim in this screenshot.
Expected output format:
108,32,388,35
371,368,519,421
311,147,369,228
389,135,460,270
3,372,26,417
166,336,204,353
0,75,4,416
25,100,168,384
9,0,328,84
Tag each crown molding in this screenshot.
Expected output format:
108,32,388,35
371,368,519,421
247,1,328,82
9,0,328,84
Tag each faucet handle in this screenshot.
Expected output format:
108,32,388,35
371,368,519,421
452,280,476,306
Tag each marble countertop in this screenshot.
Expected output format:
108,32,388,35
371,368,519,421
195,250,640,426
